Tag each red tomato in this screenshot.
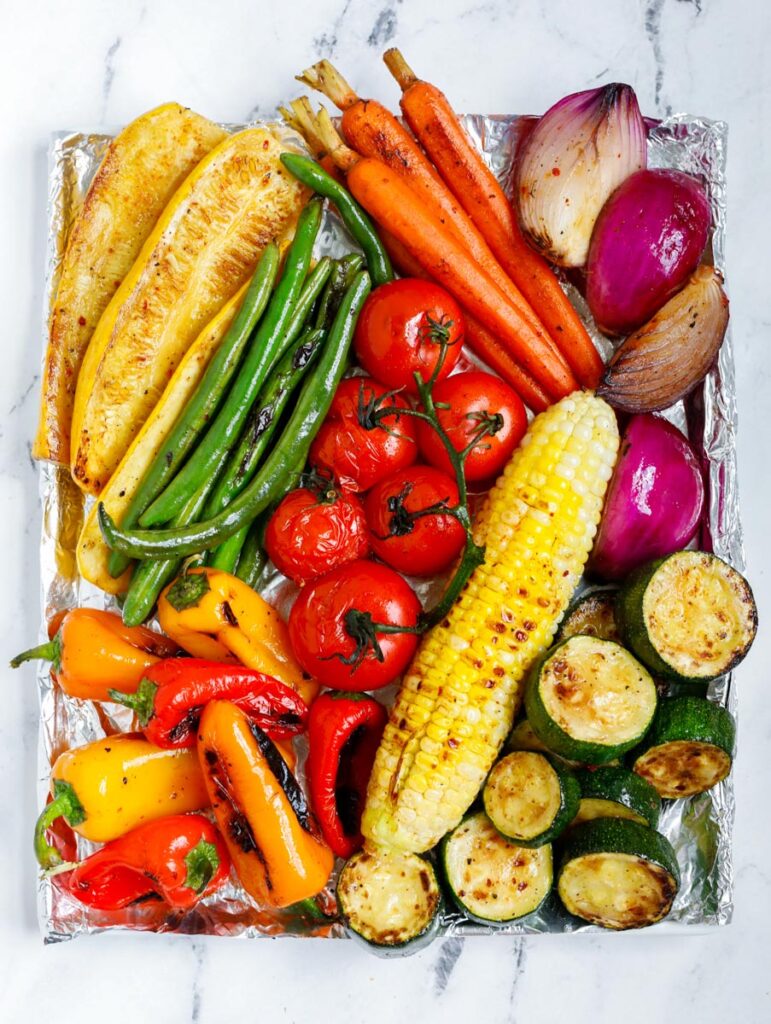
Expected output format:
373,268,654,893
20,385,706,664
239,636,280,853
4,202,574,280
418,371,527,483
264,479,370,585
354,279,464,393
288,560,421,691
364,466,466,577
309,377,419,492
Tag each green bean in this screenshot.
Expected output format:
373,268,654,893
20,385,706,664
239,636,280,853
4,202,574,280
314,253,365,330
98,271,371,560
107,243,280,578
139,198,324,529
280,154,393,287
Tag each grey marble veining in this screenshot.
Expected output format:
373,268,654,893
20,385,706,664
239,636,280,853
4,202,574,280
1,1,769,1021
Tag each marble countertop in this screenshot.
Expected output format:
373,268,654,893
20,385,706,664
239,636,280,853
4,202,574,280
2,0,769,1021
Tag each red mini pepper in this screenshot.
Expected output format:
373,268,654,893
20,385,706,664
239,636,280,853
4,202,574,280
65,813,230,911
306,691,387,858
109,658,309,748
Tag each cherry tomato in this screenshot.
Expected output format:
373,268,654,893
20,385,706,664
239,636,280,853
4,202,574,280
364,466,466,577
265,477,370,585
309,377,419,492
288,560,421,691
354,279,464,394
418,371,527,483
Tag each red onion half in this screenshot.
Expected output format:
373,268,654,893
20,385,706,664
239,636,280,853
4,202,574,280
586,169,711,336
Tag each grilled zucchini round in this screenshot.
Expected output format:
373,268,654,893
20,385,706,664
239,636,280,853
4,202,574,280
558,587,620,643
572,766,661,828
525,636,658,764
557,818,679,930
617,551,757,683
442,812,553,925
630,696,736,799
484,751,580,847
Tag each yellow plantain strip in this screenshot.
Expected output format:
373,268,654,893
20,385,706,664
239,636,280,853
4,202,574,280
34,103,227,465
71,126,307,495
76,285,248,594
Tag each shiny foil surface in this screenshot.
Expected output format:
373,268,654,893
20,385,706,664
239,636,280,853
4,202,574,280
37,113,737,942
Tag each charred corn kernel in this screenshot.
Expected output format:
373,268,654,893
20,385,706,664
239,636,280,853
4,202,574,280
362,392,619,854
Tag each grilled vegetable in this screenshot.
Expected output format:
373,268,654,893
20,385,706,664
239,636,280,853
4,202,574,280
572,766,661,828
441,811,553,924
34,103,226,465
557,588,620,643
361,392,619,854
34,736,208,870
557,818,679,930
382,48,604,388
66,814,230,911
109,658,308,748
525,636,658,764
483,751,580,847
11,608,178,701
76,286,247,593
337,848,441,955
630,696,735,799
71,127,307,494
589,415,705,582
616,551,757,683
198,701,332,908
598,266,730,413
157,567,317,706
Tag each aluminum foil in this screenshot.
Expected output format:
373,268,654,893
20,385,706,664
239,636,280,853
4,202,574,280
36,112,737,943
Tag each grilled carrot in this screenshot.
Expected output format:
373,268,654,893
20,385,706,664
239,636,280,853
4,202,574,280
314,117,576,400
383,48,604,389
380,228,550,412
279,97,344,183
296,65,568,369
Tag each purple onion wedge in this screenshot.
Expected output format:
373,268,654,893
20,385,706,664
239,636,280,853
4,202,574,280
589,414,705,580
586,169,711,336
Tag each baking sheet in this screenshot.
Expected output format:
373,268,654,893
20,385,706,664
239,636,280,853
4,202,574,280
36,112,738,942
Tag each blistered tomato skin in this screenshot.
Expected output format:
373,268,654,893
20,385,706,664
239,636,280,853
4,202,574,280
365,466,466,577
353,278,464,394
417,371,527,483
264,486,370,585
309,377,419,492
288,560,421,691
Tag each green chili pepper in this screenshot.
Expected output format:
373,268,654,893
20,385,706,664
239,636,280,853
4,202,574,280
280,154,392,287
138,198,325,529
98,271,371,560
107,243,281,578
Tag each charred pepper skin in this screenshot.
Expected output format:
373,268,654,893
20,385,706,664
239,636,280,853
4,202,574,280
66,813,230,911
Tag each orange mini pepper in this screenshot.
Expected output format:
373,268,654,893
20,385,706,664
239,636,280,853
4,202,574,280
197,700,333,908
157,567,318,705
11,607,179,701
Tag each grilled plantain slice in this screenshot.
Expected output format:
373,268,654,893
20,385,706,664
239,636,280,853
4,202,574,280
34,103,227,465
71,126,307,495
76,285,247,593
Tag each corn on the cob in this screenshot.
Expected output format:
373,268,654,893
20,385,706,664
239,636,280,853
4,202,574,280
361,391,619,853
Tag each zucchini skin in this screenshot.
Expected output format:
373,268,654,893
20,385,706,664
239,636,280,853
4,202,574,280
484,753,580,847
574,766,661,828
525,637,657,764
617,552,758,683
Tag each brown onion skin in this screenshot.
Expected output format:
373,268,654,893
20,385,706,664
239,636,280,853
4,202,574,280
587,169,711,336
597,266,729,413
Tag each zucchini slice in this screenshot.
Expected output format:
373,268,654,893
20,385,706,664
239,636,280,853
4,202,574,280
630,696,735,799
337,848,441,956
483,751,580,847
572,766,661,828
557,818,679,930
617,551,757,683
558,588,621,643
525,636,658,764
508,718,554,755
441,812,552,925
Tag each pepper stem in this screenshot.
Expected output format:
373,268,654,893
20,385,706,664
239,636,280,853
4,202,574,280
165,570,211,612
184,839,220,894
107,677,159,727
34,781,86,870
10,633,61,671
